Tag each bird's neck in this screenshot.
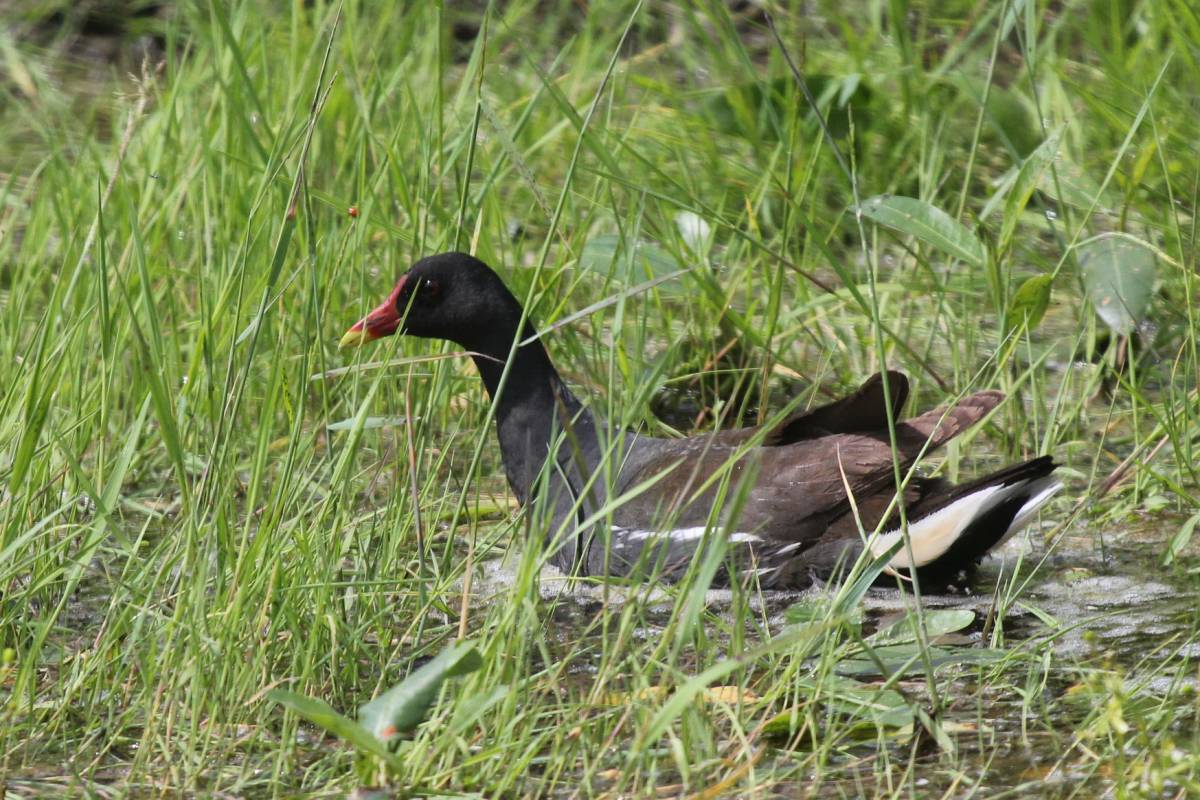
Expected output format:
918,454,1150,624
468,323,591,505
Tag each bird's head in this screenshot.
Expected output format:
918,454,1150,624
339,252,520,349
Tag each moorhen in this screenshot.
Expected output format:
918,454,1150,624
340,252,1060,588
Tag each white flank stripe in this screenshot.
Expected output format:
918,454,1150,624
612,526,761,545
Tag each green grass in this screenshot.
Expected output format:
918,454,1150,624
2,0,1200,795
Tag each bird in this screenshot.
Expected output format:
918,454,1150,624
340,252,1060,589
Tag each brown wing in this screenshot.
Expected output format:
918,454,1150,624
613,388,1004,542
709,371,910,448
749,388,1005,528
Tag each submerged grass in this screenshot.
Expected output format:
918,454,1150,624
2,0,1199,796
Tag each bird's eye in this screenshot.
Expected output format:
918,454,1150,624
421,279,441,301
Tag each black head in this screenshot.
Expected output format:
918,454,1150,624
340,252,524,350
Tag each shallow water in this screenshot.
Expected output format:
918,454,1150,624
469,515,1200,796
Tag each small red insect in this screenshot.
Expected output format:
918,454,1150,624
348,206,359,218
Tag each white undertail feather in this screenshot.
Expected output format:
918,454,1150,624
872,485,1004,569
870,477,1062,569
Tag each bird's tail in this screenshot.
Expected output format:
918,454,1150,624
869,456,1060,580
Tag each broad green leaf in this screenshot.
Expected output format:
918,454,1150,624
762,675,912,739
1000,130,1062,250
857,195,985,268
1163,510,1200,566
326,415,409,432
784,596,863,629
762,704,912,740
1078,237,1157,335
267,689,398,765
836,645,1006,678
866,609,976,647
1041,156,1116,212
1005,274,1054,331
357,641,483,742
578,235,681,283
950,76,1039,156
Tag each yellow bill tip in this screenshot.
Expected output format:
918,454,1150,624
338,327,373,349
